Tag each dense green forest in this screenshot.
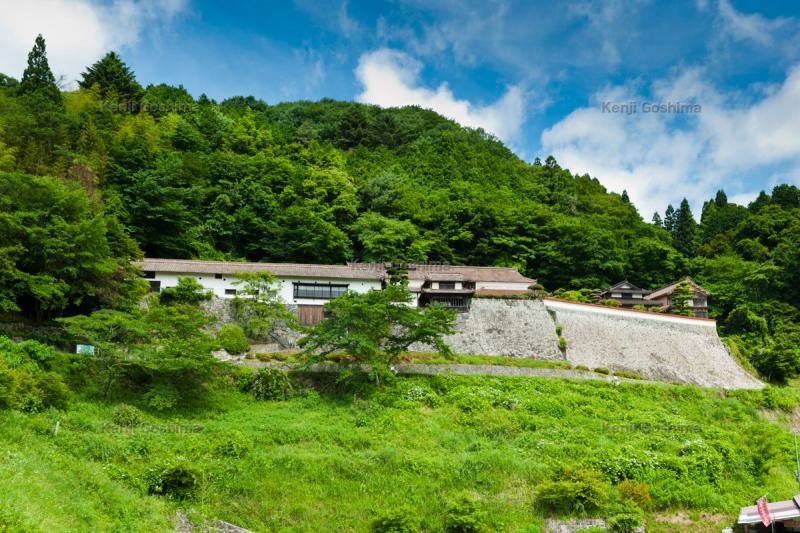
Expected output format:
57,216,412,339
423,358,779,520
1,37,799,379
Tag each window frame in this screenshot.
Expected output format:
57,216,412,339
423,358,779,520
293,282,349,300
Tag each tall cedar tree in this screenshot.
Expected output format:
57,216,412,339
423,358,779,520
673,198,697,257
19,34,60,103
79,51,143,102
663,204,676,233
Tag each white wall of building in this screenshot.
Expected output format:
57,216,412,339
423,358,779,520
150,272,382,306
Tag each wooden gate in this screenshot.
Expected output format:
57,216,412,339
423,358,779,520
296,305,325,326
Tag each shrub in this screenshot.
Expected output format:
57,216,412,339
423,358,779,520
111,403,142,426
613,371,645,380
607,504,644,532
600,299,622,307
143,383,180,411
217,324,250,355
242,368,293,401
575,365,590,372
555,325,564,337
210,431,251,458
594,367,609,375
159,277,212,306
34,372,70,409
370,504,422,532
559,337,568,350
145,460,201,499
535,469,609,513
445,492,490,532
617,480,651,509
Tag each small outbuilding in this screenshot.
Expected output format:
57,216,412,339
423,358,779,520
738,495,800,532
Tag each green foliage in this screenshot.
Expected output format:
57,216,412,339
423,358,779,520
59,302,215,399
231,271,298,340
111,403,143,426
535,469,610,513
159,277,212,306
0,336,69,411
240,367,294,401
617,480,651,509
19,35,60,103
0,172,139,319
607,504,644,532
209,430,251,458
599,299,622,307
144,460,201,499
298,285,456,379
444,492,490,532
669,280,694,316
370,504,422,533
79,51,143,102
143,383,180,411
216,324,250,355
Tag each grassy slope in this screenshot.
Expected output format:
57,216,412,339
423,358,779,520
1,372,799,532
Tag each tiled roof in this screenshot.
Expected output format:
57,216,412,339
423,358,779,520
134,259,536,284
649,276,711,299
135,258,385,280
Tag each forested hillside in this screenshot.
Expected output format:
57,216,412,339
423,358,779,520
1,37,799,380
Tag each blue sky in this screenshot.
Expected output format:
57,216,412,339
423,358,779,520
3,0,800,217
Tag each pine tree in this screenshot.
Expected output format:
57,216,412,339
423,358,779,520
664,204,676,233
621,190,630,203
19,34,60,103
714,189,728,208
670,280,694,316
673,198,697,256
79,51,143,103
651,212,663,226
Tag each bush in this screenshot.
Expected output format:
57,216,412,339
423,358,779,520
111,403,143,426
159,277,212,306
34,371,70,409
143,383,180,411
607,504,644,532
210,430,251,458
617,480,651,509
559,337,568,350
445,492,490,532
145,460,202,499
594,367,609,375
535,469,609,513
555,325,564,337
600,299,622,307
241,368,293,401
613,371,645,380
370,504,422,532
217,324,250,355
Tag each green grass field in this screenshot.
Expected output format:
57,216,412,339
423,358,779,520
1,368,799,532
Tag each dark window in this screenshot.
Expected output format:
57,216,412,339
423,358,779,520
148,280,161,292
215,273,223,279
463,281,476,290
225,289,237,295
293,283,348,299
143,271,155,279
438,282,456,290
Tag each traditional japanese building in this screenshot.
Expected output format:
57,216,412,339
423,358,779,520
648,277,711,318
134,258,535,324
600,280,660,308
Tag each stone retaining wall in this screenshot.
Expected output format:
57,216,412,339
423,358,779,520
544,299,763,389
411,298,563,359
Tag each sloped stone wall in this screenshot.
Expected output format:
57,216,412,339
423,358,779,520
543,299,763,389
412,298,564,359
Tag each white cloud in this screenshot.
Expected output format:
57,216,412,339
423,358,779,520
0,0,187,86
716,0,786,46
541,65,800,218
355,48,525,142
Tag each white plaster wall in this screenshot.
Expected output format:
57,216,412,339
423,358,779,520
151,272,381,306
476,281,531,291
